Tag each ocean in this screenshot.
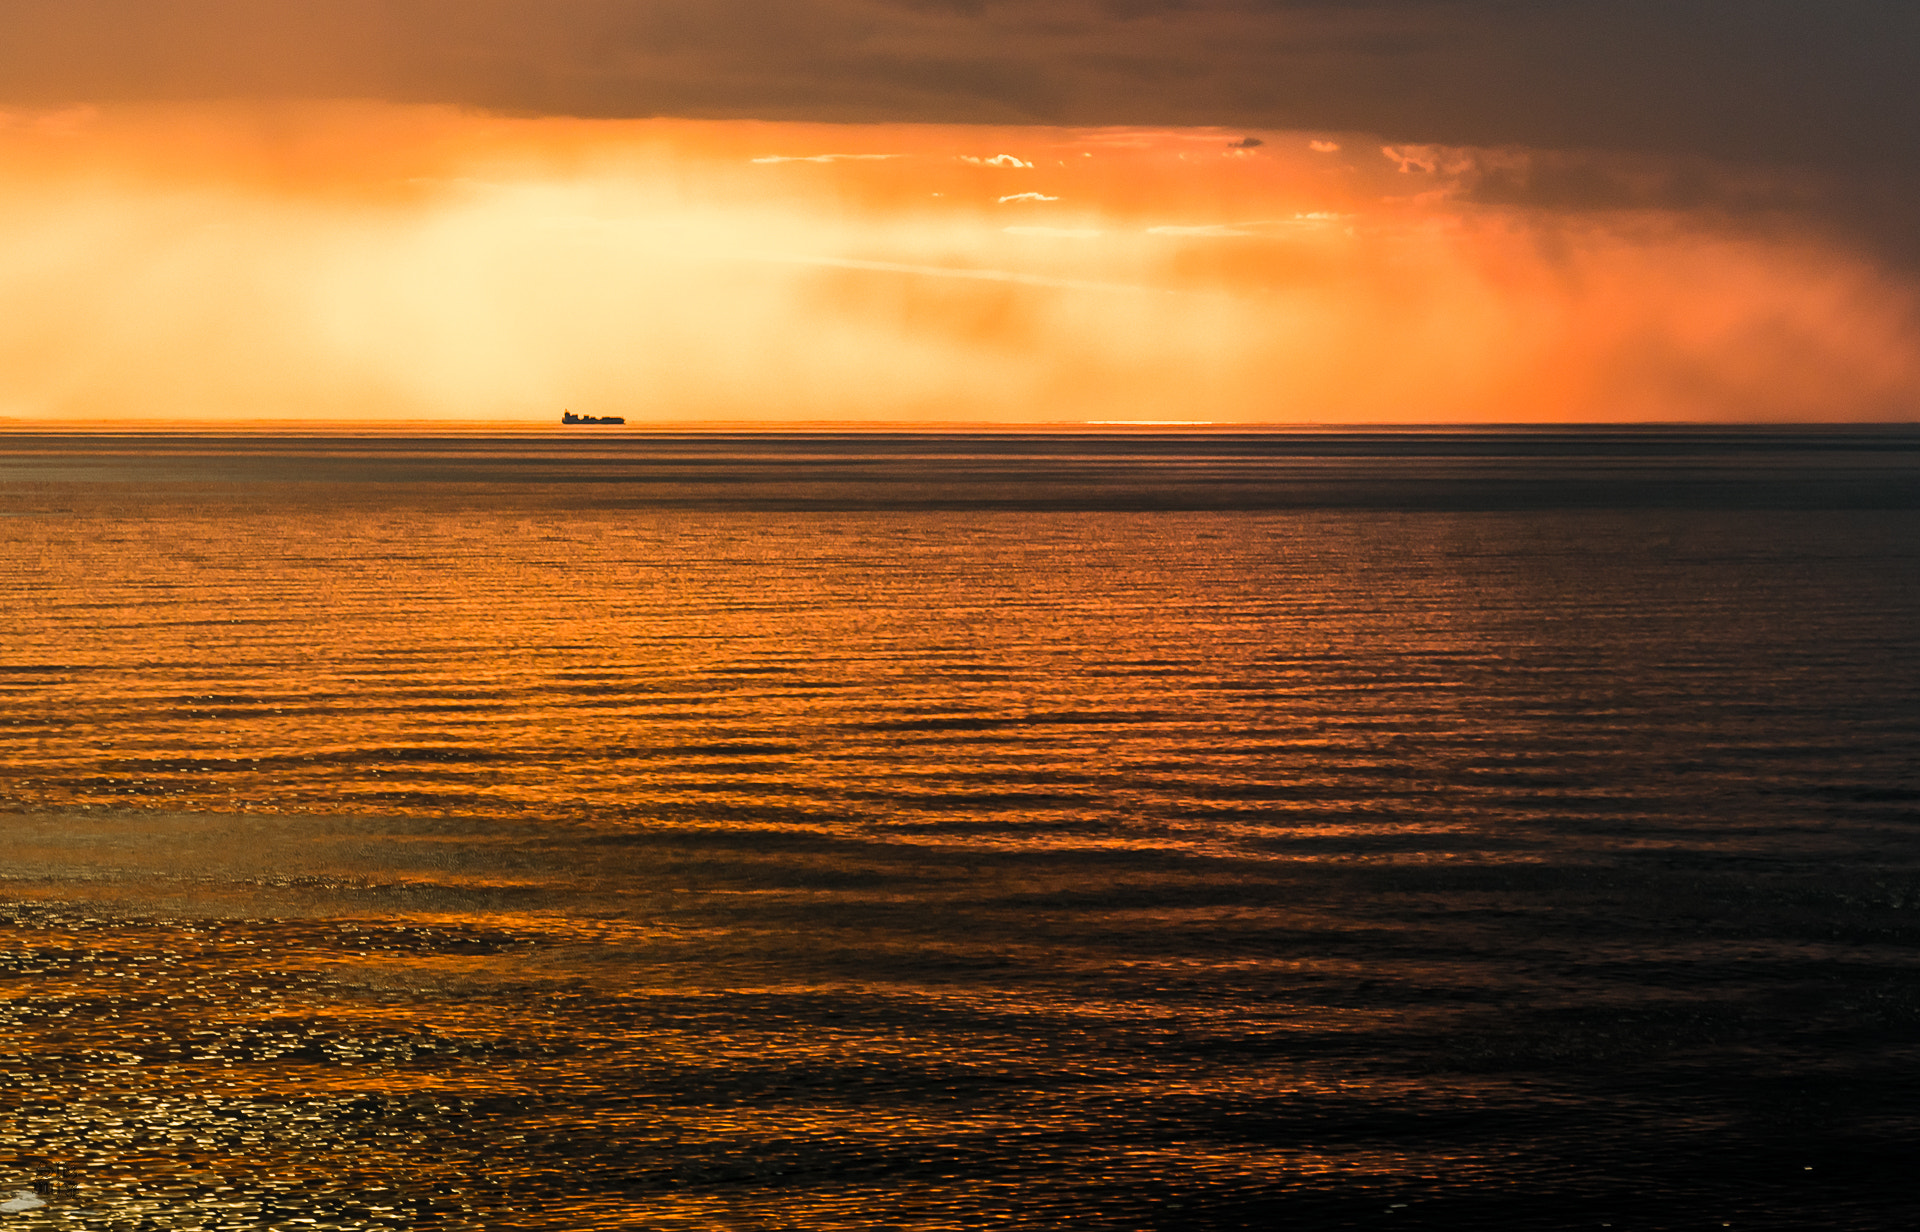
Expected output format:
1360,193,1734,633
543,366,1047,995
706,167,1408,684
2,427,1918,1229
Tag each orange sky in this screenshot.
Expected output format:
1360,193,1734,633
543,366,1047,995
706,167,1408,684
2,102,1916,424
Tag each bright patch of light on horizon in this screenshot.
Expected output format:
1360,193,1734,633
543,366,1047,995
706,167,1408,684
1004,225,1103,238
749,153,901,163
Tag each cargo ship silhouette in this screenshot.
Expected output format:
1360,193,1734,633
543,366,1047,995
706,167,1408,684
561,411,625,425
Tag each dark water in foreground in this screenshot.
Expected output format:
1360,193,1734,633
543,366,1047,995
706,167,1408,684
2,429,1918,1229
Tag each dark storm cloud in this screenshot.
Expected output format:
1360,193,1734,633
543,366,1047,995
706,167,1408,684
1,1,1913,171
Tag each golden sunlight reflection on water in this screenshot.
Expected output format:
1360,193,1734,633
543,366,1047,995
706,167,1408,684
3,436,1919,1228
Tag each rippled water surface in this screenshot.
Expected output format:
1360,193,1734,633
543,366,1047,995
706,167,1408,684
3,430,1919,1229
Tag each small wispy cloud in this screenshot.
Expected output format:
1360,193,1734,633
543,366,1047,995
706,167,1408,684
732,251,1173,296
1004,225,1103,238
1380,144,1485,178
998,192,1059,204
1146,224,1255,238
960,154,1032,168
1309,139,1341,154
1381,145,1437,174
1227,137,1263,149
749,153,902,164
1146,214,1353,239
0,105,100,137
